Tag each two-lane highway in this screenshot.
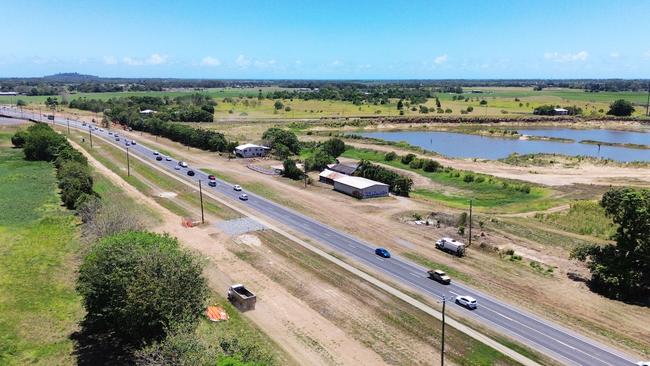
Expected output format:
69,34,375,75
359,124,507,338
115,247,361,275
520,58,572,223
1,107,639,366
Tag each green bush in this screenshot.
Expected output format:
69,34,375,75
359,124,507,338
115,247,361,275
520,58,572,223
422,159,441,172
463,174,475,183
11,130,28,147
77,231,208,344
409,158,424,169
401,153,416,164
384,151,397,161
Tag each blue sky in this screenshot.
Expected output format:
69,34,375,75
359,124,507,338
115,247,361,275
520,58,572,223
2,0,649,79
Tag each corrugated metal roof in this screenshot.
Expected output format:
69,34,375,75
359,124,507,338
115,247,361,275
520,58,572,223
333,175,388,189
236,143,270,150
327,163,358,175
319,169,345,180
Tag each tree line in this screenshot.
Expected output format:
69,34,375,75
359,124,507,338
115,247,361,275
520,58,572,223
69,94,216,122
12,123,95,209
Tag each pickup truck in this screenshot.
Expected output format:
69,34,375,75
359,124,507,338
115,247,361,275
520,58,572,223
227,284,256,311
428,269,451,284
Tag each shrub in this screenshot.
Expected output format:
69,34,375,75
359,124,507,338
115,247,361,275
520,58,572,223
321,138,346,158
409,158,424,169
282,158,303,180
77,231,208,343
607,99,634,116
474,176,485,183
11,130,28,147
384,151,397,161
401,153,416,164
422,159,441,172
463,174,475,183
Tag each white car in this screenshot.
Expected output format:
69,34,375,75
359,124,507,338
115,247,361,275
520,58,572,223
636,362,650,366
455,295,477,309
174,165,181,170
239,194,249,201
179,161,188,168
165,156,172,161
153,151,159,155
131,140,136,145
233,185,242,191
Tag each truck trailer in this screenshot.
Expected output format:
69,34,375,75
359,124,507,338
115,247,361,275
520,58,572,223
227,284,256,311
435,237,465,257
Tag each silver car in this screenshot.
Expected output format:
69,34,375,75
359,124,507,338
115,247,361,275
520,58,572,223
455,295,477,309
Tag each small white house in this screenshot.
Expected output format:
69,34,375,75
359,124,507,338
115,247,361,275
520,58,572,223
234,143,270,158
139,109,156,115
553,108,569,115
332,175,389,199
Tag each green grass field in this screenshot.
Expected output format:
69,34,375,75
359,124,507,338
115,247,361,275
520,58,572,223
5,86,648,119
342,147,559,212
0,132,83,365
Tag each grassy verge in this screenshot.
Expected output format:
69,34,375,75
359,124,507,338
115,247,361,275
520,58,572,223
0,135,83,365
533,200,616,240
342,147,559,212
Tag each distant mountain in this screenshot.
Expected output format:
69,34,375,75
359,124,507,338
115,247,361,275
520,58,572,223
42,73,100,82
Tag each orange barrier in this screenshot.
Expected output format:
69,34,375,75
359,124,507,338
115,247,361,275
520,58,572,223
206,306,229,322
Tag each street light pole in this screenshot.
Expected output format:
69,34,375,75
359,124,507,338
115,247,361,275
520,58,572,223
440,296,446,366
468,199,473,246
198,180,205,224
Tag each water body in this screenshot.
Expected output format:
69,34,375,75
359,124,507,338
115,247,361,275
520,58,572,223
360,129,650,162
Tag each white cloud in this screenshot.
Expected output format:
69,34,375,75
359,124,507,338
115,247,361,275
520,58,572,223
609,52,620,59
103,56,118,65
644,50,650,59
543,51,588,62
123,53,168,66
434,54,448,64
254,59,276,68
235,54,251,67
200,56,221,67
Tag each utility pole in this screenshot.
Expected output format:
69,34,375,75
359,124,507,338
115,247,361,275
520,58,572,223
198,180,205,224
126,148,131,177
646,82,649,117
440,296,446,366
89,127,93,149
303,162,308,188
468,200,473,246
66,118,70,136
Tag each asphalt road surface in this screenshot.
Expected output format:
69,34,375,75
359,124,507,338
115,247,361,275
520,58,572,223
1,107,639,366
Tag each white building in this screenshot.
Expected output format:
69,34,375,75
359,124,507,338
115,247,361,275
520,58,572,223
553,108,569,115
234,143,270,158
139,109,156,115
332,175,389,199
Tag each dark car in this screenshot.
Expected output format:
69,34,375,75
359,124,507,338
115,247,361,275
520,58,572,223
208,180,216,187
156,156,163,161
208,175,216,180
375,248,391,258
187,170,195,176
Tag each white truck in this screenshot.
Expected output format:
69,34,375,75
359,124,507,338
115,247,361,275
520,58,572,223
435,237,465,257
227,284,256,311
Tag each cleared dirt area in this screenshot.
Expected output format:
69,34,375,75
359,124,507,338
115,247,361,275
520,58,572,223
113,127,650,359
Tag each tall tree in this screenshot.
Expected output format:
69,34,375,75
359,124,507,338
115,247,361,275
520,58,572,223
571,187,650,300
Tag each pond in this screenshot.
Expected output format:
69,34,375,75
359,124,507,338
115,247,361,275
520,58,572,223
359,128,650,162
